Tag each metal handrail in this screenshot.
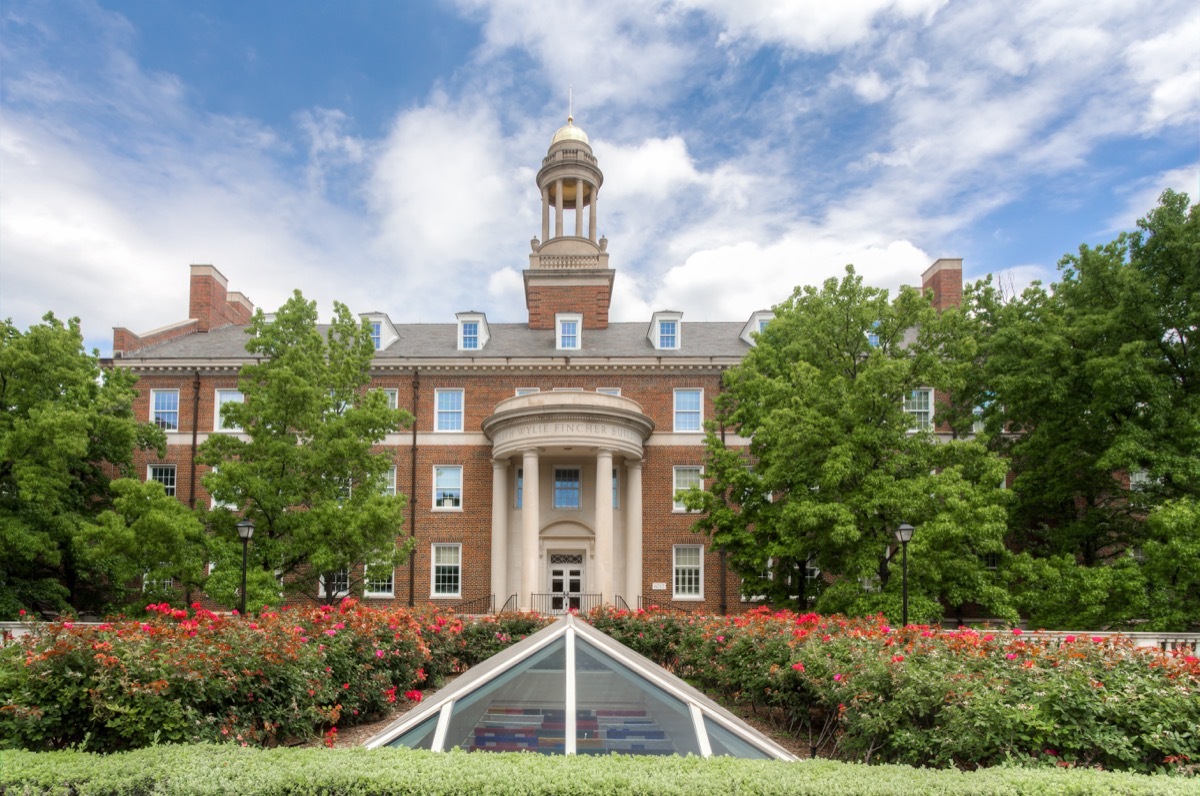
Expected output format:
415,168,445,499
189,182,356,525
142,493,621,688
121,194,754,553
497,594,520,614
530,593,603,615
448,594,495,616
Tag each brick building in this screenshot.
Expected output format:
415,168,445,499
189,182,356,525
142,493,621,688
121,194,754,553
110,117,962,614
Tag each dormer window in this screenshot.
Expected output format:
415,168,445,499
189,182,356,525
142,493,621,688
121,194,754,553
360,313,398,351
740,311,774,345
648,311,683,350
557,313,582,350
456,312,490,351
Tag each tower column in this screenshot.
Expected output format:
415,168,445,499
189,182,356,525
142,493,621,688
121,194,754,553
574,178,584,237
624,460,643,605
589,191,598,242
491,459,509,606
520,449,540,611
594,449,614,604
554,179,564,238
541,186,550,243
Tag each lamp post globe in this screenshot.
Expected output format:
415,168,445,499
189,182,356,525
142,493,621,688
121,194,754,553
894,523,914,627
236,520,255,617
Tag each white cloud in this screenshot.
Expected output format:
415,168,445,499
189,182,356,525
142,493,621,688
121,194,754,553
1124,12,1200,128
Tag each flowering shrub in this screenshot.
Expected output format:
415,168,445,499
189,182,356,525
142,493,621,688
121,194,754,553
589,606,1200,774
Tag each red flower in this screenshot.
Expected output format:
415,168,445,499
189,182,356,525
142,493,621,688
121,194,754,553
791,662,805,672
891,654,904,663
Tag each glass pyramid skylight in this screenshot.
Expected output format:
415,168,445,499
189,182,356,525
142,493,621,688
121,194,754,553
365,614,796,760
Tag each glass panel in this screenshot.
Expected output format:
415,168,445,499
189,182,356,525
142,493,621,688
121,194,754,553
387,711,439,750
704,715,772,759
574,637,700,757
444,637,567,754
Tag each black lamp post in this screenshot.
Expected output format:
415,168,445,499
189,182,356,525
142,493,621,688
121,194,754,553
895,523,914,626
236,519,255,617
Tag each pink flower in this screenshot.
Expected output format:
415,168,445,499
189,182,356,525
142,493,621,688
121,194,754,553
1006,653,1018,660
375,649,385,658
715,635,725,643
1064,635,1076,643
18,609,26,617
791,662,805,672
833,673,844,682
1092,636,1104,643
325,629,337,637
1011,628,1023,636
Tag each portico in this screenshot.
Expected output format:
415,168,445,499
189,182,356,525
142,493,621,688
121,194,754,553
482,392,654,611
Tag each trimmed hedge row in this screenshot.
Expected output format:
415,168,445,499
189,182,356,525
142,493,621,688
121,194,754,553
3,745,1197,796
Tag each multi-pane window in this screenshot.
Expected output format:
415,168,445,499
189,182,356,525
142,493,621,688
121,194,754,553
432,544,461,597
673,389,702,432
461,321,479,350
659,320,678,349
433,466,462,509
214,389,244,431
673,466,702,511
515,467,523,509
148,464,177,497
382,388,399,410
151,390,179,431
365,566,394,597
320,569,350,598
559,318,579,350
554,467,581,509
143,572,173,592
435,389,464,432
370,322,382,350
903,389,933,431
673,545,703,599
382,466,397,496
866,321,880,348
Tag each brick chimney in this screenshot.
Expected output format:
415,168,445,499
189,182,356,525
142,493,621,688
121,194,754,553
921,258,963,312
113,264,253,356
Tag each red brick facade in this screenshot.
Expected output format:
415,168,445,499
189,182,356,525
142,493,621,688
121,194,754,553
525,282,613,330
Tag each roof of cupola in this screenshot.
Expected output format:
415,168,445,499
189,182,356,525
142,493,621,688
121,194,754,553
551,116,589,145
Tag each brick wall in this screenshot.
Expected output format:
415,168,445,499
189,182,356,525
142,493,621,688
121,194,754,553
526,283,612,329
921,258,963,313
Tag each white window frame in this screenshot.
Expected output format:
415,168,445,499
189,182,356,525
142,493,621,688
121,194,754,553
431,543,462,598
433,465,463,511
673,466,703,512
554,467,582,510
673,544,704,600
142,571,174,592
904,388,933,432
382,466,397,496
364,565,395,598
460,320,479,350
213,388,244,432
318,569,350,599
556,313,582,351
381,388,399,410
370,322,382,350
515,387,540,396
148,463,177,497
673,388,703,432
658,319,678,350
515,467,523,509
150,389,180,431
434,389,464,432
596,387,621,396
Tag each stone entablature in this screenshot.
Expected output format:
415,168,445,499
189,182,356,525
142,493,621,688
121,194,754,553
482,392,655,460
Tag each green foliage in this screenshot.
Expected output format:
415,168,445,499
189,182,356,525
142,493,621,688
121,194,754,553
589,606,1200,773
0,313,165,617
197,292,414,607
3,746,1194,796
688,267,1013,623
970,190,1200,629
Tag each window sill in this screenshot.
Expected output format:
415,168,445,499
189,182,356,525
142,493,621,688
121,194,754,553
430,594,462,600
432,507,463,513
364,592,394,599
673,595,704,602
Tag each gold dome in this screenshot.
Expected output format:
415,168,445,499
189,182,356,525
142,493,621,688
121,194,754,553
551,116,589,145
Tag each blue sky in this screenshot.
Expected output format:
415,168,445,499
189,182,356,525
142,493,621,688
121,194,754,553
2,0,1197,356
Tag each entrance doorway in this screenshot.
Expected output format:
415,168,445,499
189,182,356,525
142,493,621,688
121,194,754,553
549,552,585,613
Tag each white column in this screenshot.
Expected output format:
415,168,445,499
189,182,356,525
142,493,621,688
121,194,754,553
574,178,584,237
554,180,564,238
490,460,508,607
625,460,643,605
594,449,614,605
588,190,598,242
541,186,550,243
521,449,540,611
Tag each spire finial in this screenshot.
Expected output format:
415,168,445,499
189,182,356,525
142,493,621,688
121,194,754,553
567,84,573,125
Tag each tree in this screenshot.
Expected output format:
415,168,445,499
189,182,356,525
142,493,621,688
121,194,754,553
0,314,165,617
686,268,1013,624
197,292,413,608
976,191,1199,628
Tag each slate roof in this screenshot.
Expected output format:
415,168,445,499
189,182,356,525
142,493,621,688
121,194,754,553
117,321,753,362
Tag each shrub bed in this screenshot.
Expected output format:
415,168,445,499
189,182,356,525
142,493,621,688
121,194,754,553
0,601,549,751
3,745,1196,796
589,607,1200,774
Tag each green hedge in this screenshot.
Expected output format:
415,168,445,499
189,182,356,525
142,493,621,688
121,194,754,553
3,746,1196,796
